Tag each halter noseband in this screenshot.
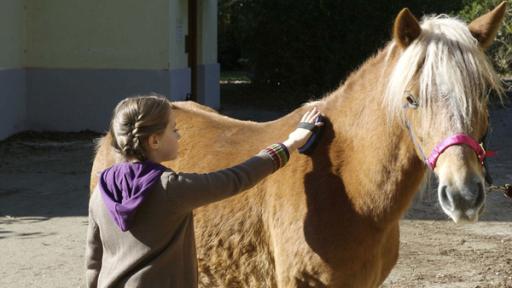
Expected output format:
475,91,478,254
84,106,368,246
402,104,495,171
427,134,494,170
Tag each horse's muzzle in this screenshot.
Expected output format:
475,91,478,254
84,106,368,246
439,181,485,223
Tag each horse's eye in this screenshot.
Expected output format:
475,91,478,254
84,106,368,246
406,95,419,108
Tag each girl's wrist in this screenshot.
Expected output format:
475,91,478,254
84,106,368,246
282,138,298,152
258,143,290,172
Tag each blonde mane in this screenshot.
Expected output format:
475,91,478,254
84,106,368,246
384,15,504,129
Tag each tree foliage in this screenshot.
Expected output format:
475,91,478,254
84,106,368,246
219,1,509,99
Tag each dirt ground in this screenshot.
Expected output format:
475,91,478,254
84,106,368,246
0,105,511,288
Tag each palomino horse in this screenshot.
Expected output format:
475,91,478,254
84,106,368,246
90,3,507,287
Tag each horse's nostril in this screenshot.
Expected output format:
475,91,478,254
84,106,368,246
440,185,453,210
475,182,485,207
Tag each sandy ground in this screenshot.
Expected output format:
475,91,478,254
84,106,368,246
0,105,511,288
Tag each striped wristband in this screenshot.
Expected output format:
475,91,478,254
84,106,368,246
259,143,290,171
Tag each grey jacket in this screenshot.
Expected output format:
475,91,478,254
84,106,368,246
85,150,284,287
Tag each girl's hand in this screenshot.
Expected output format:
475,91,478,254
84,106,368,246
283,107,324,152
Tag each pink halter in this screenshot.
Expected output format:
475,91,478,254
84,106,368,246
402,104,495,171
427,133,495,170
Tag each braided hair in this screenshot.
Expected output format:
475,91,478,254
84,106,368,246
109,94,172,162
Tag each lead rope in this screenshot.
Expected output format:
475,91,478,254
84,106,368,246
481,118,494,185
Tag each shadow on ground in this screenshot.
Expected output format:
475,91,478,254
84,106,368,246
0,131,101,218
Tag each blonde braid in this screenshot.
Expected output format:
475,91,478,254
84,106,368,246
109,94,171,162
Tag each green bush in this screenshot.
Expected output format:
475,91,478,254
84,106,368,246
219,1,510,101
458,0,511,76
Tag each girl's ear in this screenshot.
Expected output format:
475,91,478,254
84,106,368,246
147,134,161,150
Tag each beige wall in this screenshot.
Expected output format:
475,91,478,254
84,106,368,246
2,0,218,70
0,0,25,68
197,0,217,65
25,0,170,69
169,0,189,70
0,0,220,139
169,0,218,69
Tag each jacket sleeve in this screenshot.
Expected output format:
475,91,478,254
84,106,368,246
85,199,103,288
164,144,289,212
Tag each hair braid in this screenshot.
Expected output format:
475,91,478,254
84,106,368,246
109,94,172,162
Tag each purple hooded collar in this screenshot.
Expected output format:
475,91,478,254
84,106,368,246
98,160,167,232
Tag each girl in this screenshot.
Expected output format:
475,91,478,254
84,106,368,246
86,94,324,287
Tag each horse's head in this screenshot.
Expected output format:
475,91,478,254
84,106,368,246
384,2,507,223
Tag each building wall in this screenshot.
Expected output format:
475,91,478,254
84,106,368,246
0,0,27,140
198,0,217,66
169,0,189,70
169,0,191,102
25,0,170,69
23,0,189,134
197,0,220,109
26,69,170,132
0,0,219,139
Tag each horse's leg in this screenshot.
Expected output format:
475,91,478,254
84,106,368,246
331,224,399,288
195,191,279,288
266,202,330,287
376,223,400,285
271,233,330,287
269,208,394,288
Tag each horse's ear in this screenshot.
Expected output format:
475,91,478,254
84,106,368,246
393,8,421,49
468,1,507,49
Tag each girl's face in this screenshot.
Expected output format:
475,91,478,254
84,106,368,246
147,111,180,163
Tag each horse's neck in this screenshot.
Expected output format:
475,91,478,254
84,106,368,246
320,44,427,225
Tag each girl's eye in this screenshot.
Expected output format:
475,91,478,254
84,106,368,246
406,95,419,108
